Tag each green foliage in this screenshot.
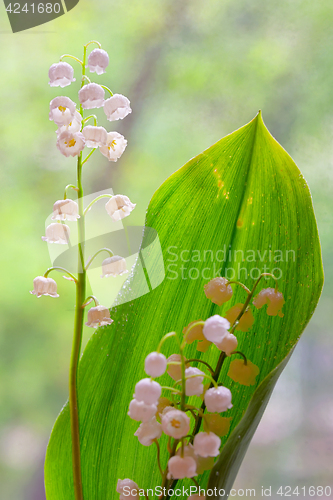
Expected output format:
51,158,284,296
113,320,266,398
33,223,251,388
45,113,323,499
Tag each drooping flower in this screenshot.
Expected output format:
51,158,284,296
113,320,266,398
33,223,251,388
162,409,190,439
104,94,132,121
82,125,108,148
227,359,260,386
99,132,127,161
48,62,75,87
105,195,136,222
88,48,109,75
101,256,128,278
85,305,113,328
128,399,157,422
134,378,161,405
253,288,285,317
42,223,70,244
78,83,105,109
56,110,82,136
183,320,211,353
203,315,230,343
176,443,214,476
185,367,205,396
214,332,238,356
167,456,197,479
52,199,79,221
167,354,183,381
30,276,59,298
116,479,139,500
225,303,255,332
204,277,233,306
193,432,221,458
49,96,76,126
56,131,85,157
204,386,233,413
134,417,162,446
144,352,167,377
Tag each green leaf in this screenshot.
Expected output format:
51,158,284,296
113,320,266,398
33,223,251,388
45,112,323,499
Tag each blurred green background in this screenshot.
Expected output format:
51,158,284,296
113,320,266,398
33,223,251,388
0,0,332,498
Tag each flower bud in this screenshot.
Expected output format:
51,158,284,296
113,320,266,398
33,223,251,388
204,386,233,413
193,432,221,457
88,48,109,75
30,276,59,298
78,83,105,109
48,62,75,87
105,195,136,222
85,305,113,328
42,223,70,244
204,277,233,306
134,417,162,446
162,409,190,439
144,352,167,377
128,399,157,422
167,456,197,479
49,96,76,126
185,367,205,396
52,199,79,221
101,256,128,278
253,288,285,317
117,478,139,500
104,94,132,121
214,332,238,356
134,378,161,405
82,125,108,148
203,315,230,343
227,359,260,386
99,132,127,162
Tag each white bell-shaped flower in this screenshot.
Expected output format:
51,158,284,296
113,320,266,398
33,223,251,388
42,223,70,244
105,195,136,222
30,276,59,298
144,352,167,377
204,386,233,413
214,332,238,356
56,110,82,136
104,94,132,121
82,125,108,148
52,199,79,221
99,132,127,162
85,305,113,328
48,62,76,87
203,315,230,343
117,478,139,500
167,354,183,381
88,48,109,75
78,83,105,109
128,399,157,422
56,130,85,157
49,96,76,126
167,456,197,479
185,367,205,396
162,409,190,439
101,256,128,278
134,417,162,446
134,378,161,405
193,432,221,457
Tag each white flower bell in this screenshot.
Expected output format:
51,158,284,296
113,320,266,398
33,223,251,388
203,315,230,343
104,94,132,121
48,62,76,87
52,199,79,221
144,352,167,377
193,432,221,457
134,417,162,446
117,479,139,500
82,125,108,148
30,276,59,298
42,223,70,244
161,409,190,439
185,367,205,396
134,378,161,405
105,195,136,222
101,256,128,278
49,96,76,126
88,48,109,75
56,110,82,136
204,386,233,413
214,332,238,356
128,399,157,422
85,305,113,328
99,132,127,161
167,456,197,479
78,83,105,109
56,131,85,157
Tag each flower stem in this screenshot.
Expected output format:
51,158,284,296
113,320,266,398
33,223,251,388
83,194,113,216
85,248,114,270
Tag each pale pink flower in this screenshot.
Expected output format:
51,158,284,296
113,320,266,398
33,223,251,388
104,94,132,121
88,48,109,75
185,367,205,396
204,386,233,413
167,354,183,381
162,409,190,439
49,96,76,126
48,62,75,87
214,332,238,356
134,378,161,405
56,130,85,157
56,110,82,136
203,315,230,343
134,417,162,446
30,276,59,298
99,132,127,161
145,352,167,377
78,83,105,109
42,223,70,244
82,125,108,148
85,305,113,328
253,287,285,317
128,399,157,422
193,432,221,457
101,256,128,278
117,479,139,500
52,199,79,221
167,456,197,479
105,195,136,222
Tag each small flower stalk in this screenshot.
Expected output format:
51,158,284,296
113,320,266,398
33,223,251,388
31,41,134,500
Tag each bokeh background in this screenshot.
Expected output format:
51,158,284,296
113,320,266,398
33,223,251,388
1,0,333,498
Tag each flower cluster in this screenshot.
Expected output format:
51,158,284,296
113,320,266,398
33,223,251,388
119,274,285,498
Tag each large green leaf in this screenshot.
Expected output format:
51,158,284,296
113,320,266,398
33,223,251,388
45,112,323,499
